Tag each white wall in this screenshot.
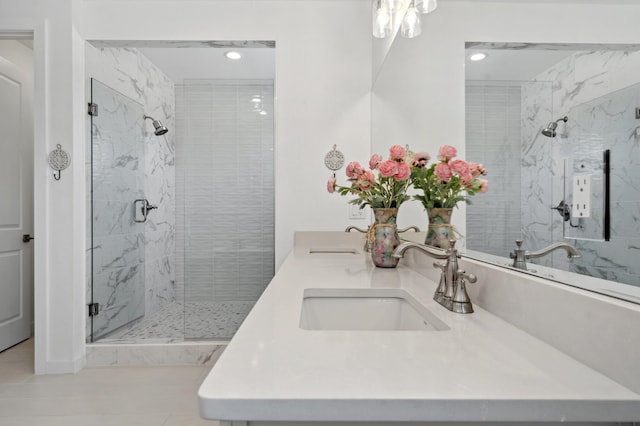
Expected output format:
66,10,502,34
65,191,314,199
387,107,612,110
0,0,87,374
372,0,640,245
78,0,373,271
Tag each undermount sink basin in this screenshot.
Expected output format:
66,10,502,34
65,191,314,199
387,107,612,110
299,288,450,331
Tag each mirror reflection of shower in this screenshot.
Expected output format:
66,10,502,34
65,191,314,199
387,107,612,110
541,116,568,137
144,114,169,136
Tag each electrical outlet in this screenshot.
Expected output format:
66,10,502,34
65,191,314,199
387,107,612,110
349,204,366,220
572,175,591,218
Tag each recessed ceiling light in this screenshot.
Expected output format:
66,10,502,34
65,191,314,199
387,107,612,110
259,110,267,116
469,53,487,61
224,51,242,60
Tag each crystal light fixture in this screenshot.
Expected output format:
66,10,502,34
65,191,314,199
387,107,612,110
416,0,437,14
383,0,402,12
400,0,421,39
373,0,433,39
372,0,392,39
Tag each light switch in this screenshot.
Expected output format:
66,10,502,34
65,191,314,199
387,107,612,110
349,204,366,220
573,175,591,218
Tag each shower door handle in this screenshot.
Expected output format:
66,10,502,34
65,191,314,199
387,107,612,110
133,199,157,223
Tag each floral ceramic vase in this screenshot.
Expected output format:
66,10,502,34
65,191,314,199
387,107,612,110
425,208,454,250
370,208,400,268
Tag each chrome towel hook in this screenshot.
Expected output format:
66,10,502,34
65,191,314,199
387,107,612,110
47,144,70,180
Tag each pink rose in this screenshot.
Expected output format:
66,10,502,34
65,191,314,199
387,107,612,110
378,159,398,177
468,162,487,177
327,178,336,193
479,178,489,193
449,159,469,175
450,159,472,182
369,154,382,170
394,162,411,181
357,170,375,190
389,145,406,160
438,145,457,161
412,152,431,167
434,162,452,181
467,162,480,177
346,161,363,178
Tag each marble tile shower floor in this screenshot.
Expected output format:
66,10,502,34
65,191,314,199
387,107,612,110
100,301,255,343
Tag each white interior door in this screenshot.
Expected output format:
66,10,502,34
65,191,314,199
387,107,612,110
0,53,33,352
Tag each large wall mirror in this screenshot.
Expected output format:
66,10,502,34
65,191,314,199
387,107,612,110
373,40,640,304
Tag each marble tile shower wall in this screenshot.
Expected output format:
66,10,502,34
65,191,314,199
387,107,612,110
465,83,522,257
523,50,640,286
85,45,176,340
174,81,275,306
89,79,146,340
520,80,555,265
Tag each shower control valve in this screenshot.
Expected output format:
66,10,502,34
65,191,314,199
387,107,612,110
134,199,158,223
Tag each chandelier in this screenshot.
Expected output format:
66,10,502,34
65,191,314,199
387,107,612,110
373,0,438,39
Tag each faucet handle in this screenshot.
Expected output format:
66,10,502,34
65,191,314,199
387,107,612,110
510,239,524,259
458,270,477,284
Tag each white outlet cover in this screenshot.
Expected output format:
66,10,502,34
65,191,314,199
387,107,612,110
573,175,591,218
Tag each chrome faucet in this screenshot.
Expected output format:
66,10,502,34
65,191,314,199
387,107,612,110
510,239,581,270
345,226,368,233
398,225,421,233
345,225,420,233
393,240,476,314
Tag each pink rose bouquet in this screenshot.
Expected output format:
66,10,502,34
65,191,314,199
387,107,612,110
327,145,412,209
411,145,488,209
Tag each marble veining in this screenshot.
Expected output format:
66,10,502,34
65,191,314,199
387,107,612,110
523,49,640,287
90,40,275,49
86,341,226,366
86,44,176,341
466,41,640,52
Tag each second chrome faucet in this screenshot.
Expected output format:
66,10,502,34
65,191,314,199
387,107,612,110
510,239,581,271
393,240,476,314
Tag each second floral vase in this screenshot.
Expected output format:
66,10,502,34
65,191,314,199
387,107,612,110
370,208,400,268
425,208,455,250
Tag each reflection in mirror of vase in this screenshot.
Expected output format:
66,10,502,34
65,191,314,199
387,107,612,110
371,2,640,304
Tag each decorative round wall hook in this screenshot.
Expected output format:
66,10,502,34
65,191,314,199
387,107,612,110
324,144,344,178
48,144,70,180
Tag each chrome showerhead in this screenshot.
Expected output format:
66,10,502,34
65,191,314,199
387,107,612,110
541,116,568,138
144,115,169,136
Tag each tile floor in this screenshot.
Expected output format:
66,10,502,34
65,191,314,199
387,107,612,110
0,339,219,425
100,301,254,342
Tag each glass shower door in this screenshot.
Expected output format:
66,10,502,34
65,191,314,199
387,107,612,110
176,80,275,340
90,78,146,341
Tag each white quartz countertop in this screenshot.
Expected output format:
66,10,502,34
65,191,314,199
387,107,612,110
198,237,640,422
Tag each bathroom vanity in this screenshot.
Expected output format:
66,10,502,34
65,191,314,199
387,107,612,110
198,232,640,425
